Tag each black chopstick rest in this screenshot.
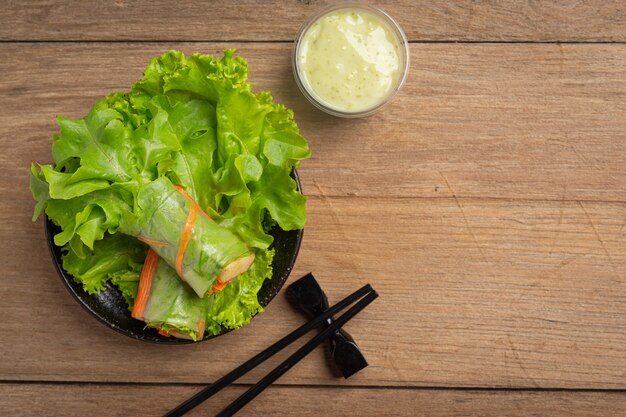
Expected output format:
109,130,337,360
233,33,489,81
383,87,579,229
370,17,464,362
286,273,368,378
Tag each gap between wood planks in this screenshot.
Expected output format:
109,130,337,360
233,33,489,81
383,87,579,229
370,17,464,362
305,195,626,205
2,380,626,392
9,194,626,205
2,40,626,44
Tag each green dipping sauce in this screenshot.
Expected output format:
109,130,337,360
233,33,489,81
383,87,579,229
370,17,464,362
296,8,404,114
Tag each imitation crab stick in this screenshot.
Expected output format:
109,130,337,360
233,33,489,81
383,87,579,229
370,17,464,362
197,320,206,339
175,201,198,277
209,279,228,295
174,184,213,221
131,249,159,319
137,236,169,247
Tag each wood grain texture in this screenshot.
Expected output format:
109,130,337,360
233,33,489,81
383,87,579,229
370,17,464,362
2,1,626,42
1,43,625,389
1,25,625,416
1,196,625,387
1,43,625,202
2,383,626,417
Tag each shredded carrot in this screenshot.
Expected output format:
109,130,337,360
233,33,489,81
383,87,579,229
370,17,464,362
131,249,159,319
158,328,171,337
176,202,198,277
137,235,169,247
174,184,214,222
208,278,229,295
197,319,206,339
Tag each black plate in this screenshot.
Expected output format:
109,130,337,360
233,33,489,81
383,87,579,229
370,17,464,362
46,171,303,344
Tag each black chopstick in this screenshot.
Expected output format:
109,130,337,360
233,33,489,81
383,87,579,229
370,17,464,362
164,284,375,417
215,289,378,417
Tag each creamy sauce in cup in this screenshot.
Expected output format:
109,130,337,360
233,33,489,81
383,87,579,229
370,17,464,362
294,6,407,116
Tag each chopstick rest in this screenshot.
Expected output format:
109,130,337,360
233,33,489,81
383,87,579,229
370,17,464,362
286,273,368,378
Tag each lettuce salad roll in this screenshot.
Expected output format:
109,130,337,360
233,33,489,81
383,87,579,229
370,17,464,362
128,177,254,297
131,250,207,340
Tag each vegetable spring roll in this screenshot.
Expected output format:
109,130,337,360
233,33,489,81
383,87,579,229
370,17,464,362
132,249,207,340
124,177,254,297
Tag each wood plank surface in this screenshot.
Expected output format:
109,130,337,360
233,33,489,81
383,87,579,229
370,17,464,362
2,1,626,42
2,383,626,417
1,42,625,389
1,196,625,387
1,43,625,202
1,23,626,417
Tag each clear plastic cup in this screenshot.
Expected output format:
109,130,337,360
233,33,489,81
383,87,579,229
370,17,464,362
292,3,409,118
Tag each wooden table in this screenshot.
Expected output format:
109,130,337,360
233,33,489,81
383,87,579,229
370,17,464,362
1,1,625,416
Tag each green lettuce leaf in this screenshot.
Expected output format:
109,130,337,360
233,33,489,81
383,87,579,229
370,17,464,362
62,233,147,296
111,271,141,311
